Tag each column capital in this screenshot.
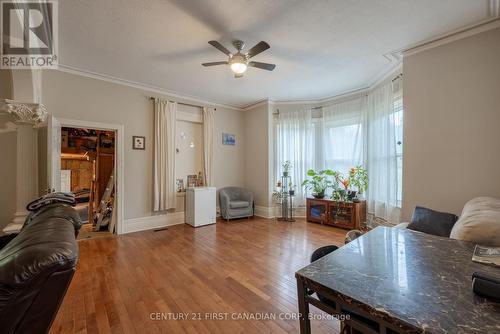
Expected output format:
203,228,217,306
0,99,47,124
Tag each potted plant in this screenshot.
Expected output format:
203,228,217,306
301,169,338,199
272,188,286,202
282,161,292,177
349,165,368,201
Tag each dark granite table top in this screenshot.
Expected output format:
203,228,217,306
296,226,500,334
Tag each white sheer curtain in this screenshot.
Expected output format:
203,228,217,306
274,109,315,206
366,83,401,224
322,97,367,176
202,107,215,186
273,82,403,223
153,99,177,211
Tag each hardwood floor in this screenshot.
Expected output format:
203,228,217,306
50,217,347,334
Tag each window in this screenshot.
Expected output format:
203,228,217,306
323,122,364,176
274,81,404,223
393,94,404,207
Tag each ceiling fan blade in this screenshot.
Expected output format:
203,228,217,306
234,73,244,78
248,61,276,71
208,40,231,56
246,41,270,58
202,61,228,66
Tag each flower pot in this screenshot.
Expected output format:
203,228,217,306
289,190,295,196
283,171,289,177
347,190,357,201
313,192,325,199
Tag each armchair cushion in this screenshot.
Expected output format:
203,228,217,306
230,200,250,209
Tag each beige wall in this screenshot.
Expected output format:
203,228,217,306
402,27,500,220
0,69,13,99
213,106,246,190
244,102,273,207
41,70,246,220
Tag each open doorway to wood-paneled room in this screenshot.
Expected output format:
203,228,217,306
60,126,117,240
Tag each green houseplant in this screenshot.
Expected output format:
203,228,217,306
301,169,339,199
282,160,292,177
348,165,368,200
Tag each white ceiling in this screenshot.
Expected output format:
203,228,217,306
59,0,494,108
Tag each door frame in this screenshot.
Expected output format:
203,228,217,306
58,118,125,235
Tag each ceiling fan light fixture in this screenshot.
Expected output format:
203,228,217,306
230,62,247,74
203,40,275,76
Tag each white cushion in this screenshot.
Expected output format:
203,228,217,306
394,222,410,229
450,197,500,246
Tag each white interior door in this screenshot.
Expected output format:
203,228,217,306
47,115,61,193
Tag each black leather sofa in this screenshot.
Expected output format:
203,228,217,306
0,203,82,334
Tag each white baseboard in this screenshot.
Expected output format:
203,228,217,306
254,206,307,219
254,206,274,219
123,212,185,234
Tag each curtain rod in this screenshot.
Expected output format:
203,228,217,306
148,96,209,109
392,73,403,82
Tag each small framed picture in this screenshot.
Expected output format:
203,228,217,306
132,136,145,150
222,133,236,146
187,174,197,188
176,179,185,192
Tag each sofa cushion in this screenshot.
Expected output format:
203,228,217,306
230,200,250,209
407,206,458,237
450,197,500,246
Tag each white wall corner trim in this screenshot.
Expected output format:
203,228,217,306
123,212,185,234
490,0,500,17
56,64,243,111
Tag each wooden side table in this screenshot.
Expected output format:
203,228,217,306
306,198,366,230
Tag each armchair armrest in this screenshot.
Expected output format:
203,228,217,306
219,191,231,217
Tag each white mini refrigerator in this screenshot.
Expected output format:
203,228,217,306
185,187,216,227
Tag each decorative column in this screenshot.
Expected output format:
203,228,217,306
0,100,47,232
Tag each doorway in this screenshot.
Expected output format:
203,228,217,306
61,126,116,239
48,116,124,239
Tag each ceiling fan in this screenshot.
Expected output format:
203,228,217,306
202,40,276,78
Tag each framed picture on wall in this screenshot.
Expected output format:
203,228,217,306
222,133,236,145
132,136,145,150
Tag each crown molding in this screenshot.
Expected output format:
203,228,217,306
55,64,244,111
271,87,370,107
242,99,271,110
368,62,403,90
403,17,500,57
55,15,498,110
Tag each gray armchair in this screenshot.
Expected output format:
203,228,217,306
219,187,254,220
